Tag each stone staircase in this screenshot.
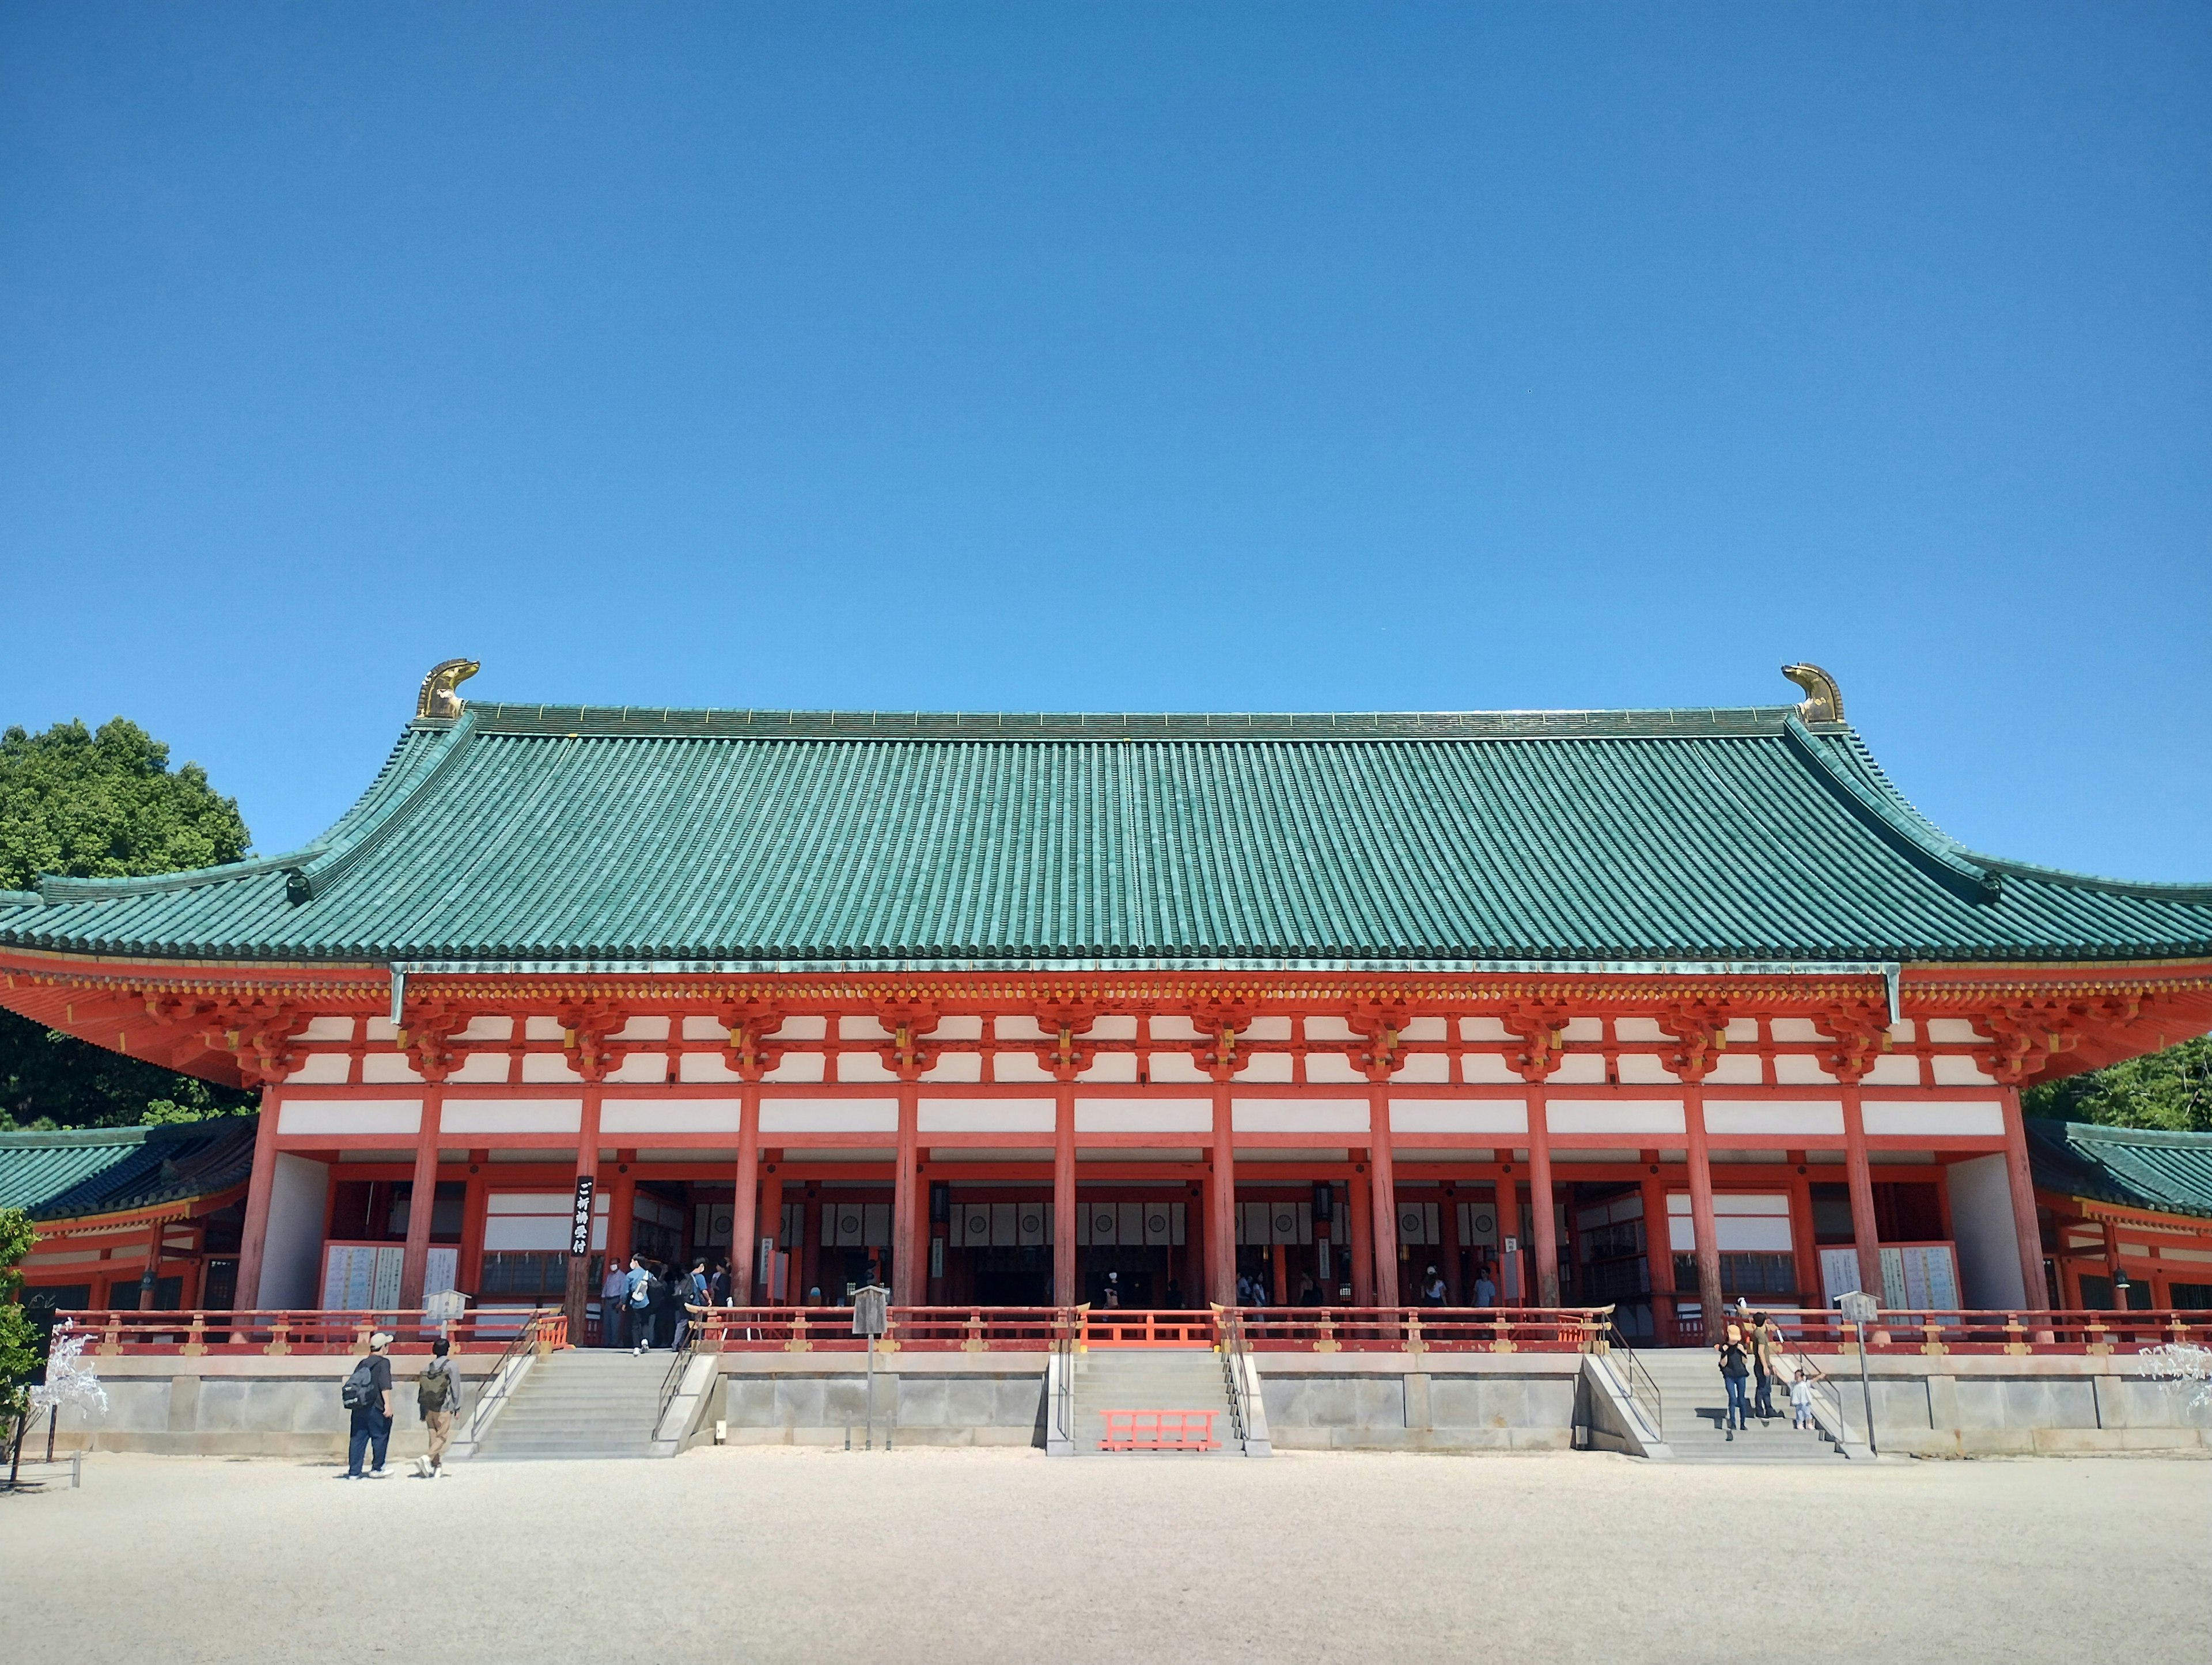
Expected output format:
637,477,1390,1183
471,1348,673,1461
1071,1348,1240,1455
1632,1348,1851,1463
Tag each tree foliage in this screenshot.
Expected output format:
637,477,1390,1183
0,717,248,891
0,716,257,1130
1,1208,36,1421
2025,1035,2212,1134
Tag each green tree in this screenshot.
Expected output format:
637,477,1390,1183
0,717,257,1129
1,1208,36,1428
2025,1034,2212,1133
1,717,248,890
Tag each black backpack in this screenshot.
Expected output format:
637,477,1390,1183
340,1358,380,1411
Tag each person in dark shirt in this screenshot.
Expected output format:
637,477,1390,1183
344,1332,396,1479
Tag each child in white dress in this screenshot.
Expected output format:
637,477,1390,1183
1789,1365,1820,1430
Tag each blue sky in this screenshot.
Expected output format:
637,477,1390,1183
2,3,2207,877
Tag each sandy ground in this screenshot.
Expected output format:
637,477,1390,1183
2,1447,2206,1663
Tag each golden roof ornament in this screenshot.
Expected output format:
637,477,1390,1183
1781,662,1843,725
415,658,480,720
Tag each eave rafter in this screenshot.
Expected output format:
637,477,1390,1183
2,950,2208,1091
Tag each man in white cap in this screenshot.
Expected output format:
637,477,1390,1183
342,1332,396,1479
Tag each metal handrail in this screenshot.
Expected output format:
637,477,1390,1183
1601,1319,1665,1443
1051,1306,1075,1450
1764,1322,1852,1447
1215,1303,1251,1455
465,1308,553,1444
656,1305,707,1434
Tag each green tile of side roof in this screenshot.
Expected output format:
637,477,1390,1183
1,710,2210,964
2025,1118,2212,1221
0,1119,259,1218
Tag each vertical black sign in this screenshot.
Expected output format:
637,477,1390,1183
569,1175,596,1257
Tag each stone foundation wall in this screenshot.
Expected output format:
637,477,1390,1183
712,1355,1046,1447
46,1357,505,1459
1830,1356,2212,1455
1258,1356,1583,1451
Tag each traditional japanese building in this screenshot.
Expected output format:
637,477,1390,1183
2027,1118,2212,1311
1,1116,258,1324
2,661,2208,1341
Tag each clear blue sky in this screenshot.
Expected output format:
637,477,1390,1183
3,4,2207,878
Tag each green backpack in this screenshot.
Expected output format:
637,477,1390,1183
418,1361,456,1412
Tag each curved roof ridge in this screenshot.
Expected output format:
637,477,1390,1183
461,703,1809,741
32,717,472,906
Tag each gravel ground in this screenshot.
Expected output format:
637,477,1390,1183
2,1448,2205,1663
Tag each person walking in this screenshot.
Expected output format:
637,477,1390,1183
342,1332,396,1478
674,1259,709,1349
1421,1265,1447,1306
413,1338,463,1478
1474,1264,1498,1307
1751,1311,1782,1420
600,1256,630,1349
1715,1322,1752,1442
627,1254,656,1356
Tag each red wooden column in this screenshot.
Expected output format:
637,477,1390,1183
234,1088,285,1309
562,1088,604,1338
397,1087,445,1310
1841,1087,1883,1298
2001,1087,2051,1307
759,1168,785,1302
1785,1155,1819,1304
892,1081,920,1306
604,1155,637,1268
1683,1091,1725,1329
1367,1083,1401,1308
458,1151,490,1295
1528,1090,1558,1306
730,1082,762,1303
1054,1083,1077,1309
1209,1079,1237,1308
1638,1161,1675,1328
1347,1164,1374,1305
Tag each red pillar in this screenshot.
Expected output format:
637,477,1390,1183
2001,1087,2051,1307
234,1091,283,1310
1785,1156,1819,1304
1054,1084,1077,1308
1842,1087,1883,1298
893,1082,919,1305
397,1088,444,1310
562,1090,603,1337
1348,1158,1374,1305
1209,1080,1237,1307
1529,1090,1558,1307
731,1083,762,1303
759,1170,784,1303
1684,1091,1724,1332
1368,1086,1400,1308
1638,1162,1675,1332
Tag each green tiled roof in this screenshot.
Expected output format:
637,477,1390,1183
1,701,2208,968
2025,1118,2212,1222
0,1117,259,1221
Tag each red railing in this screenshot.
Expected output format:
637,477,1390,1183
1231,1306,1608,1353
1661,1306,2210,1355
1083,1309,1218,1348
55,1309,567,1357
1099,1408,1218,1451
679,1305,1074,1353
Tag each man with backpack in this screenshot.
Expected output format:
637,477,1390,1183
340,1331,396,1478
413,1337,464,1478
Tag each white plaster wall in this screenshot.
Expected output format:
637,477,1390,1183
256,1154,329,1309
1948,1152,2029,1309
